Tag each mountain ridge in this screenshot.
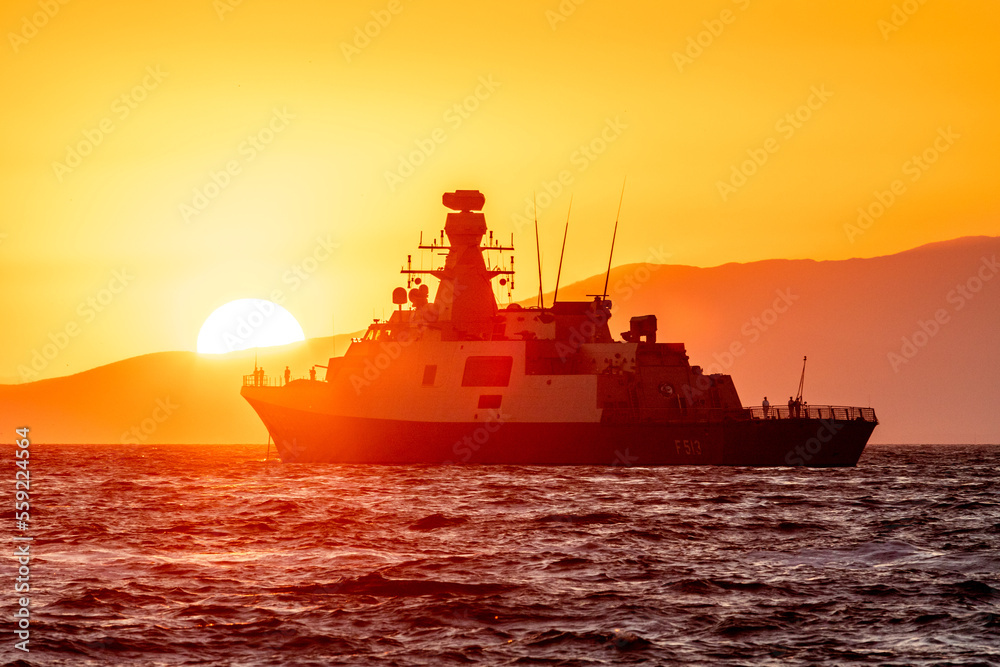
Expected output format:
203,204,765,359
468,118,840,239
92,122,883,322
3,235,997,445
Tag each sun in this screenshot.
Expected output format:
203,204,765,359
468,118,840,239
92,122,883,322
197,299,305,354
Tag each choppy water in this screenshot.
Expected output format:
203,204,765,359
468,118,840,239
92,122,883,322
10,444,1000,666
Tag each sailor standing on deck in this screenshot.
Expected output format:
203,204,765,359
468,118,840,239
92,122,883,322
762,396,770,419
284,366,291,386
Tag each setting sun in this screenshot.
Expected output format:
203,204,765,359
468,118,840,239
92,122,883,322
196,298,305,354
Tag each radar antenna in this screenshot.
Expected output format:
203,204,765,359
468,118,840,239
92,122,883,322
796,356,807,403
534,192,544,309
600,178,627,300
553,196,572,305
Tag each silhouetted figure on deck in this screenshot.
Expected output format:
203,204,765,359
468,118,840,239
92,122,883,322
762,396,770,419
788,397,795,418
284,366,291,386
309,367,316,381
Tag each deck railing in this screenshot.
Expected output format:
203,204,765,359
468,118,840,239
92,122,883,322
242,374,274,387
601,404,878,425
748,405,877,422
242,374,315,387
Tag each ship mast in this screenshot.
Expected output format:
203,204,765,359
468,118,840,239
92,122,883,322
600,178,626,300
552,196,572,305
796,355,807,403
534,192,544,309
396,190,515,340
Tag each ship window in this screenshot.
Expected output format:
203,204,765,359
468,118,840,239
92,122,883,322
478,394,502,409
462,356,513,387
422,365,437,386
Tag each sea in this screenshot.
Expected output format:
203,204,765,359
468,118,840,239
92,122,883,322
9,443,999,666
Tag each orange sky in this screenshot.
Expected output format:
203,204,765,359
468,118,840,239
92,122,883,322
2,0,998,382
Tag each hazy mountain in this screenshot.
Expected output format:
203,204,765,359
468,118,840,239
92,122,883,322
2,236,997,445
0,336,347,447
561,235,999,444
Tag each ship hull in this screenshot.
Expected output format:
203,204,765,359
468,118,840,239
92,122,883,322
244,391,875,467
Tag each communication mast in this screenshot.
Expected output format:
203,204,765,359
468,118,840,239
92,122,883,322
796,356,807,403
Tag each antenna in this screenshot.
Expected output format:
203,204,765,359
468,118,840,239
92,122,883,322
553,195,572,305
796,356,807,402
601,178,627,300
534,192,544,309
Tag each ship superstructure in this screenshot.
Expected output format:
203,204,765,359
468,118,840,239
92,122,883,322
241,190,877,465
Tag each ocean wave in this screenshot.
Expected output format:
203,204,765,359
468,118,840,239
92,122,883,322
20,443,1000,666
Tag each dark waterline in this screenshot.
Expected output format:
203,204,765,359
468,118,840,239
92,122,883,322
14,443,1000,666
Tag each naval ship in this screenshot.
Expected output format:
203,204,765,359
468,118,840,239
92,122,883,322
241,189,877,466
